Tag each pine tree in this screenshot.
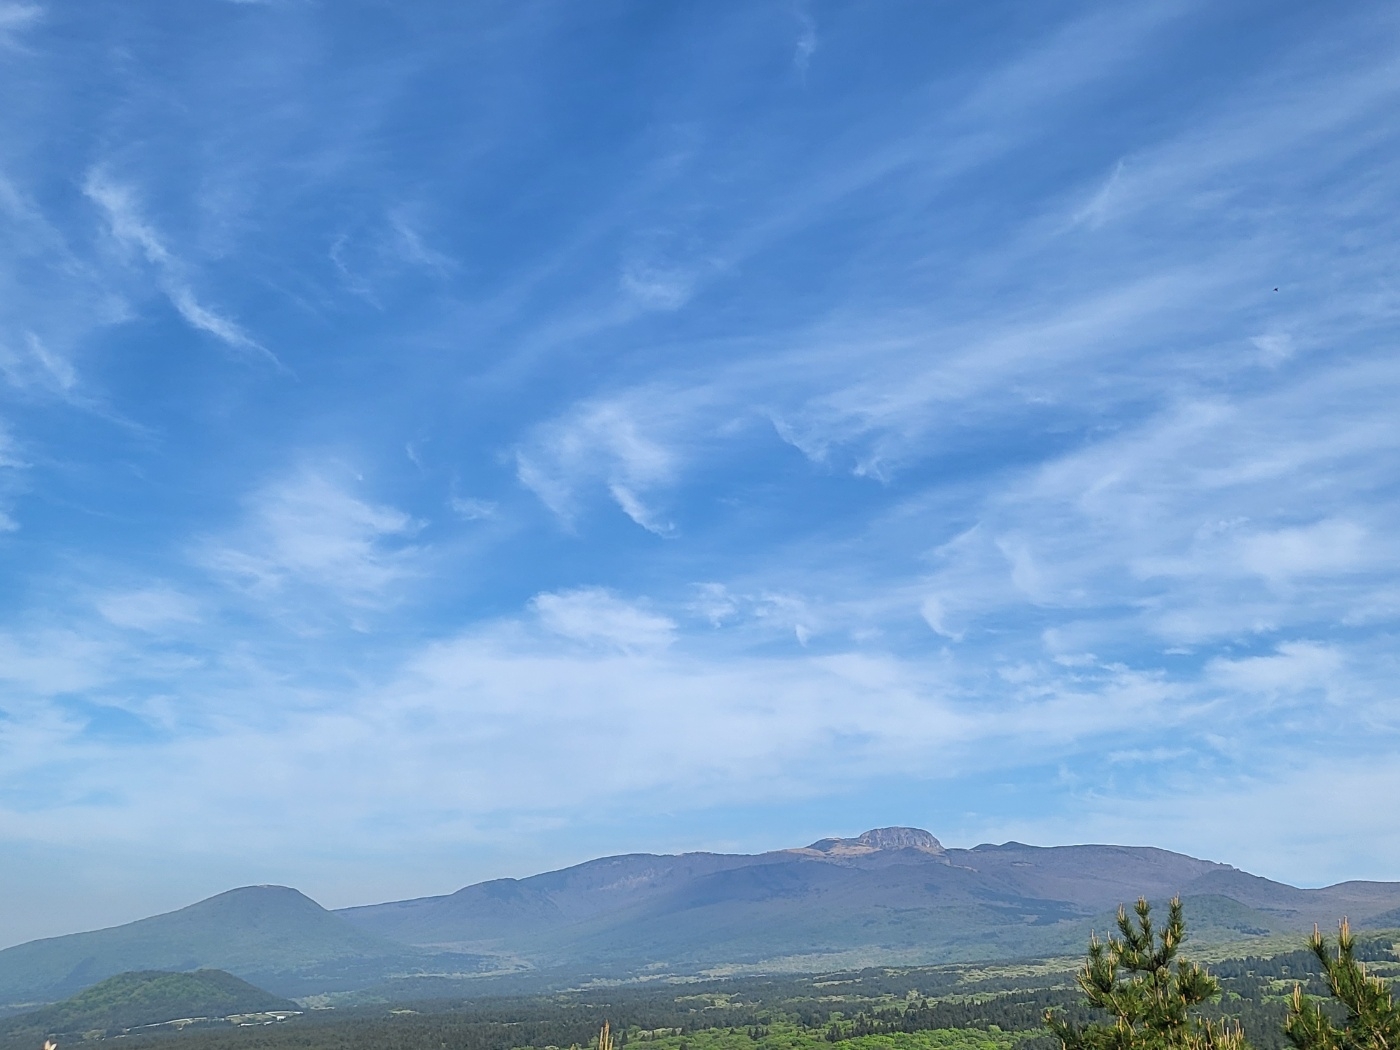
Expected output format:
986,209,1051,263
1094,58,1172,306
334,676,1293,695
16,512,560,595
1285,920,1400,1050
1046,896,1248,1050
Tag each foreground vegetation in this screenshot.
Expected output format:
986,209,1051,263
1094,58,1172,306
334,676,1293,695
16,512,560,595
1046,899,1400,1050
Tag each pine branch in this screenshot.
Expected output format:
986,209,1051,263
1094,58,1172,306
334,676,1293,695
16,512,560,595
1046,898,1244,1050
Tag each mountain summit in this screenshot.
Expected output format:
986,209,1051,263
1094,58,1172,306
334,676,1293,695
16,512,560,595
805,827,946,855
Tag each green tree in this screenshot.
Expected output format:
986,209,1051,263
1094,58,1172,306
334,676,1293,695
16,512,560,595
1046,897,1247,1050
1285,920,1400,1050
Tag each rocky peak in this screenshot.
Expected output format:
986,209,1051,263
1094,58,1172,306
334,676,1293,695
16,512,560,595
805,826,945,856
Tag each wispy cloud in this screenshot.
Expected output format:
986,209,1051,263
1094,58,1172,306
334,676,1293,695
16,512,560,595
531,587,676,652
201,466,421,612
330,206,458,304
448,495,496,521
516,398,680,535
95,586,201,632
0,3,41,50
0,422,24,531
619,262,693,311
0,425,21,471
0,628,112,695
83,172,282,368
0,171,131,405
793,10,817,75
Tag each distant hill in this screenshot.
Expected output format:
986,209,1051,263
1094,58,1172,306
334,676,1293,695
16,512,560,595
0,969,294,1044
0,885,485,1010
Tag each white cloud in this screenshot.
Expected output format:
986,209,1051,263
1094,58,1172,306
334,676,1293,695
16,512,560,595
202,467,420,608
1071,158,1127,229
793,11,817,74
0,423,24,532
516,399,678,534
898,352,1400,651
0,425,22,470
0,171,133,404
22,333,73,390
0,565,1240,869
95,587,201,632
619,262,692,311
448,496,496,521
508,4,1400,511
1049,29,1400,238
919,596,962,642
166,288,264,357
690,582,738,627
387,209,455,275
1207,641,1344,698
0,332,80,396
531,587,676,652
83,171,280,367
0,630,111,695
328,207,456,304
678,584,828,646
1251,331,1296,365
1236,520,1368,584
0,3,40,49
4,600,1229,861
83,176,169,267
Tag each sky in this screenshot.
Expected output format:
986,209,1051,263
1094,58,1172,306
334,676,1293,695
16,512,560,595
0,0,1398,949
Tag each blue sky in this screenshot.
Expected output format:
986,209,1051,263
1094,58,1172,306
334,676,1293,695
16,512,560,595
1,0,1398,947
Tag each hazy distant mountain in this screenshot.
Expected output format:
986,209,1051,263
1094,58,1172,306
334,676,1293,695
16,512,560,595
338,829,1400,976
0,969,294,1045
0,885,481,1010
5,829,1399,1009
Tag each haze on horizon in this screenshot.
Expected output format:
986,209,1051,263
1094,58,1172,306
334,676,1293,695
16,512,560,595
0,0,1398,951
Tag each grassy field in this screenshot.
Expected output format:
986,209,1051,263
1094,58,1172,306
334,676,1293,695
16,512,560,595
634,1023,1017,1050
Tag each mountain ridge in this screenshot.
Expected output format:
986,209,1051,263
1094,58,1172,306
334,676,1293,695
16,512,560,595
336,829,1400,973
4,828,1398,1009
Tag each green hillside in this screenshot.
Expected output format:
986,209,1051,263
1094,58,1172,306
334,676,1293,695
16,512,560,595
0,886,448,1008
0,969,295,1042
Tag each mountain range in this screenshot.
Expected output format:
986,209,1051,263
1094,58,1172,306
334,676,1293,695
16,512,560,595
4,828,1398,1010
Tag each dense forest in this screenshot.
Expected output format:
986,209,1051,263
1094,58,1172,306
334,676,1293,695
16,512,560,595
8,931,1391,1050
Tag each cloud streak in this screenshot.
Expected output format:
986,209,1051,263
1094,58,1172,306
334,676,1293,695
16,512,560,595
0,3,41,50
84,172,283,368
